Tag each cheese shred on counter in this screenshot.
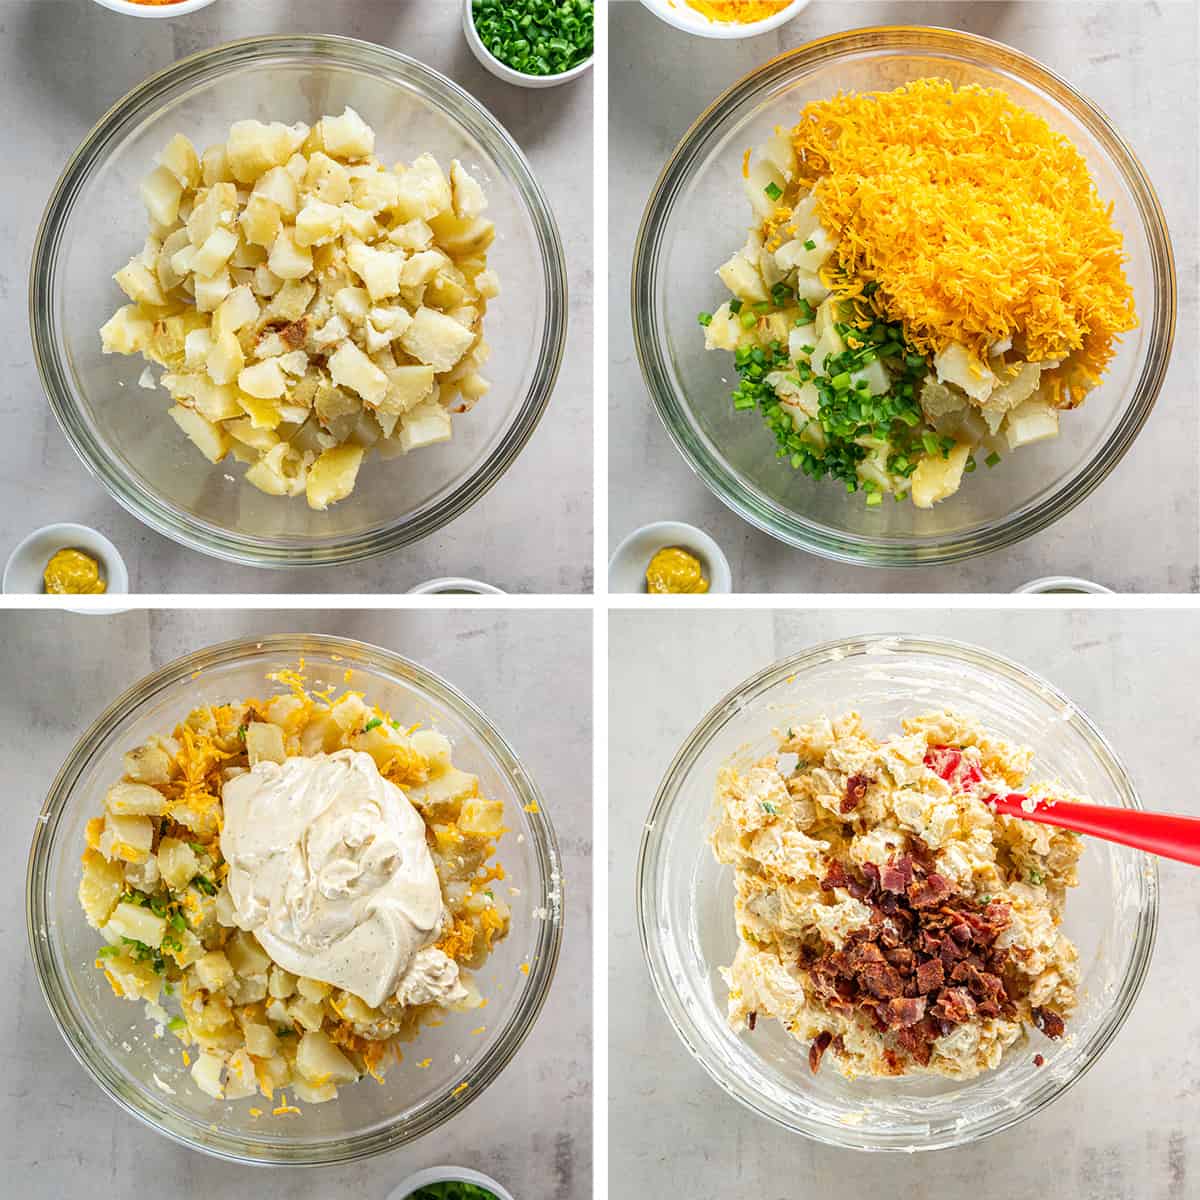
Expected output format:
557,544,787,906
790,79,1137,392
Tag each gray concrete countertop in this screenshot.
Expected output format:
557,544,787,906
609,607,1198,1197
0,0,593,594
1,609,592,1198
609,0,1199,593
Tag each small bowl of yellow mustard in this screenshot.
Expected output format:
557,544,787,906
3,522,129,606
609,521,732,594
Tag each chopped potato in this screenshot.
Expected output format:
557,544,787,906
101,108,494,507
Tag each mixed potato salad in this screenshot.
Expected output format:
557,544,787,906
700,80,1136,508
713,711,1081,1079
101,108,497,510
78,669,510,1108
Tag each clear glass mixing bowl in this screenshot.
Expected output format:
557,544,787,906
27,635,563,1164
637,634,1157,1150
31,36,567,568
632,27,1175,566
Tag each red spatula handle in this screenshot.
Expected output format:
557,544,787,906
988,794,1200,867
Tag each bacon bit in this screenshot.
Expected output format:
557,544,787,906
808,1031,833,1073
280,318,309,349
841,773,872,814
1032,1007,1065,1039
1033,1054,1045,1067
748,1011,757,1031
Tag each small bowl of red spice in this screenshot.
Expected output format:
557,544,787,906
91,0,216,18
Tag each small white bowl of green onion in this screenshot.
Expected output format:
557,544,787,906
463,0,594,88
390,1166,515,1200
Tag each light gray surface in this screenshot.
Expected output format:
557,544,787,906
0,0,593,594
2,608,592,1198
609,0,1200,593
609,607,1199,1197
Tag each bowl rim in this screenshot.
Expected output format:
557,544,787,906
30,34,568,569
636,632,1160,1150
25,633,564,1165
90,0,217,16
631,25,1177,567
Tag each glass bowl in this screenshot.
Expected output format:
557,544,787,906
637,634,1157,1150
631,27,1175,566
26,635,563,1164
31,36,567,568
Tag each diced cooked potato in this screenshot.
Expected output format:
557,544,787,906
79,850,125,928
157,837,200,891
410,729,452,768
190,1050,226,1099
911,442,972,508
398,399,452,452
223,1047,258,1100
287,995,326,1032
306,443,364,510
169,404,230,463
105,900,167,948
195,950,235,991
98,812,154,864
244,1023,281,1058
292,1077,339,1103
460,796,505,837
246,721,286,765
238,358,287,399
226,930,272,977
140,165,184,227
102,110,494,509
269,965,298,999
296,1030,358,1084
124,740,174,785
1004,397,1060,449
105,781,167,818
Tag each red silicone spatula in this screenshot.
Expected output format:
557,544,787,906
985,793,1200,867
923,745,1200,867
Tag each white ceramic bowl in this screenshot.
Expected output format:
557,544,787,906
1014,576,1113,594
391,1165,516,1200
408,576,507,594
91,0,217,18
608,520,732,593
3,523,129,599
462,0,594,88
639,0,811,40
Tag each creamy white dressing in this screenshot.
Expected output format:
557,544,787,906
220,749,452,1008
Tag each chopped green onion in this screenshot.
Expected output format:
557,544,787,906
728,298,743,314
985,451,1001,468
167,1017,187,1033
803,238,816,251
363,717,382,733
96,944,121,959
764,181,783,202
697,311,713,327
760,801,777,815
865,491,883,507
471,0,593,77
192,875,217,897
739,311,757,329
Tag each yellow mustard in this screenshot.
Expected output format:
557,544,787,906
686,0,793,24
43,548,107,595
646,547,709,594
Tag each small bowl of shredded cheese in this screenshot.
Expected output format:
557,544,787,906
639,0,811,39
91,0,218,17
632,26,1175,566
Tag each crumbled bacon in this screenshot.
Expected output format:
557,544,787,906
842,773,872,813
748,1011,757,1031
797,849,1040,1075
1033,1054,1045,1067
923,745,982,789
1032,1007,1065,1039
809,1031,833,1073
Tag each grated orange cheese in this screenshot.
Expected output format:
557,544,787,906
786,78,1136,402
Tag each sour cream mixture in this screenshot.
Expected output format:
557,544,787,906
220,749,454,1008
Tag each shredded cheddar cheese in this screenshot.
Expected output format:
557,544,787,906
787,79,1136,399
687,0,792,23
